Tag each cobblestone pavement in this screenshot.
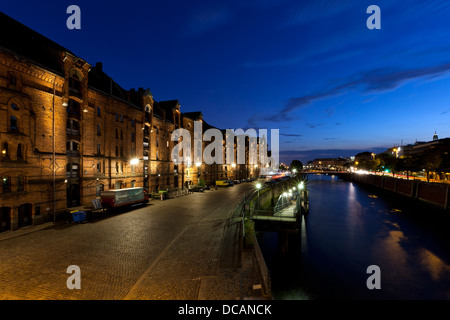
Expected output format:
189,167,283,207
0,183,265,300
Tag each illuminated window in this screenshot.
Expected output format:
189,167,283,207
1,142,8,160
2,176,11,193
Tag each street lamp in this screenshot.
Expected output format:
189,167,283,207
255,183,262,210
130,158,139,165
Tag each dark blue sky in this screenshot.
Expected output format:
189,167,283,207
3,1,450,163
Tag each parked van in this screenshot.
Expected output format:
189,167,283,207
215,180,232,187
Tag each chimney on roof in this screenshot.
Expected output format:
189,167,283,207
95,62,103,72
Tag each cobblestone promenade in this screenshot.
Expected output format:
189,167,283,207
0,183,264,300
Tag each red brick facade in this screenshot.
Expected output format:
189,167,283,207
0,12,261,232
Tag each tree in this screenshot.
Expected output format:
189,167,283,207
419,150,442,182
377,152,398,175
290,160,303,172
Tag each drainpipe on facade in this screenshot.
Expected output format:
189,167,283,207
52,76,56,222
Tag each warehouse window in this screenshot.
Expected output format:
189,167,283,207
1,143,9,160
9,116,18,132
2,176,11,193
17,176,24,192
17,144,24,160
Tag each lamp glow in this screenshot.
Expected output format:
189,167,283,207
130,158,139,165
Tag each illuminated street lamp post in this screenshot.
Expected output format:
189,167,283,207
255,183,262,210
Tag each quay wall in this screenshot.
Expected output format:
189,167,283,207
344,173,450,210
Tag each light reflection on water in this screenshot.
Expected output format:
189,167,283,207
257,174,450,300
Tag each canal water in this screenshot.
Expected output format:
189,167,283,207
257,174,450,300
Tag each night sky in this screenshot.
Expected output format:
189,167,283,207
2,1,450,164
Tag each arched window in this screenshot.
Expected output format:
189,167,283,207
96,107,101,117
131,180,136,188
115,181,122,189
11,103,20,111
97,124,101,136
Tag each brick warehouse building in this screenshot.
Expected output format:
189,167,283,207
0,12,262,232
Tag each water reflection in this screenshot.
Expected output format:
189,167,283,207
257,174,450,300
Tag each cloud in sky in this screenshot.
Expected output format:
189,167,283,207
249,60,450,126
279,133,303,137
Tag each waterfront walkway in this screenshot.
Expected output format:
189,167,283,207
0,183,268,300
